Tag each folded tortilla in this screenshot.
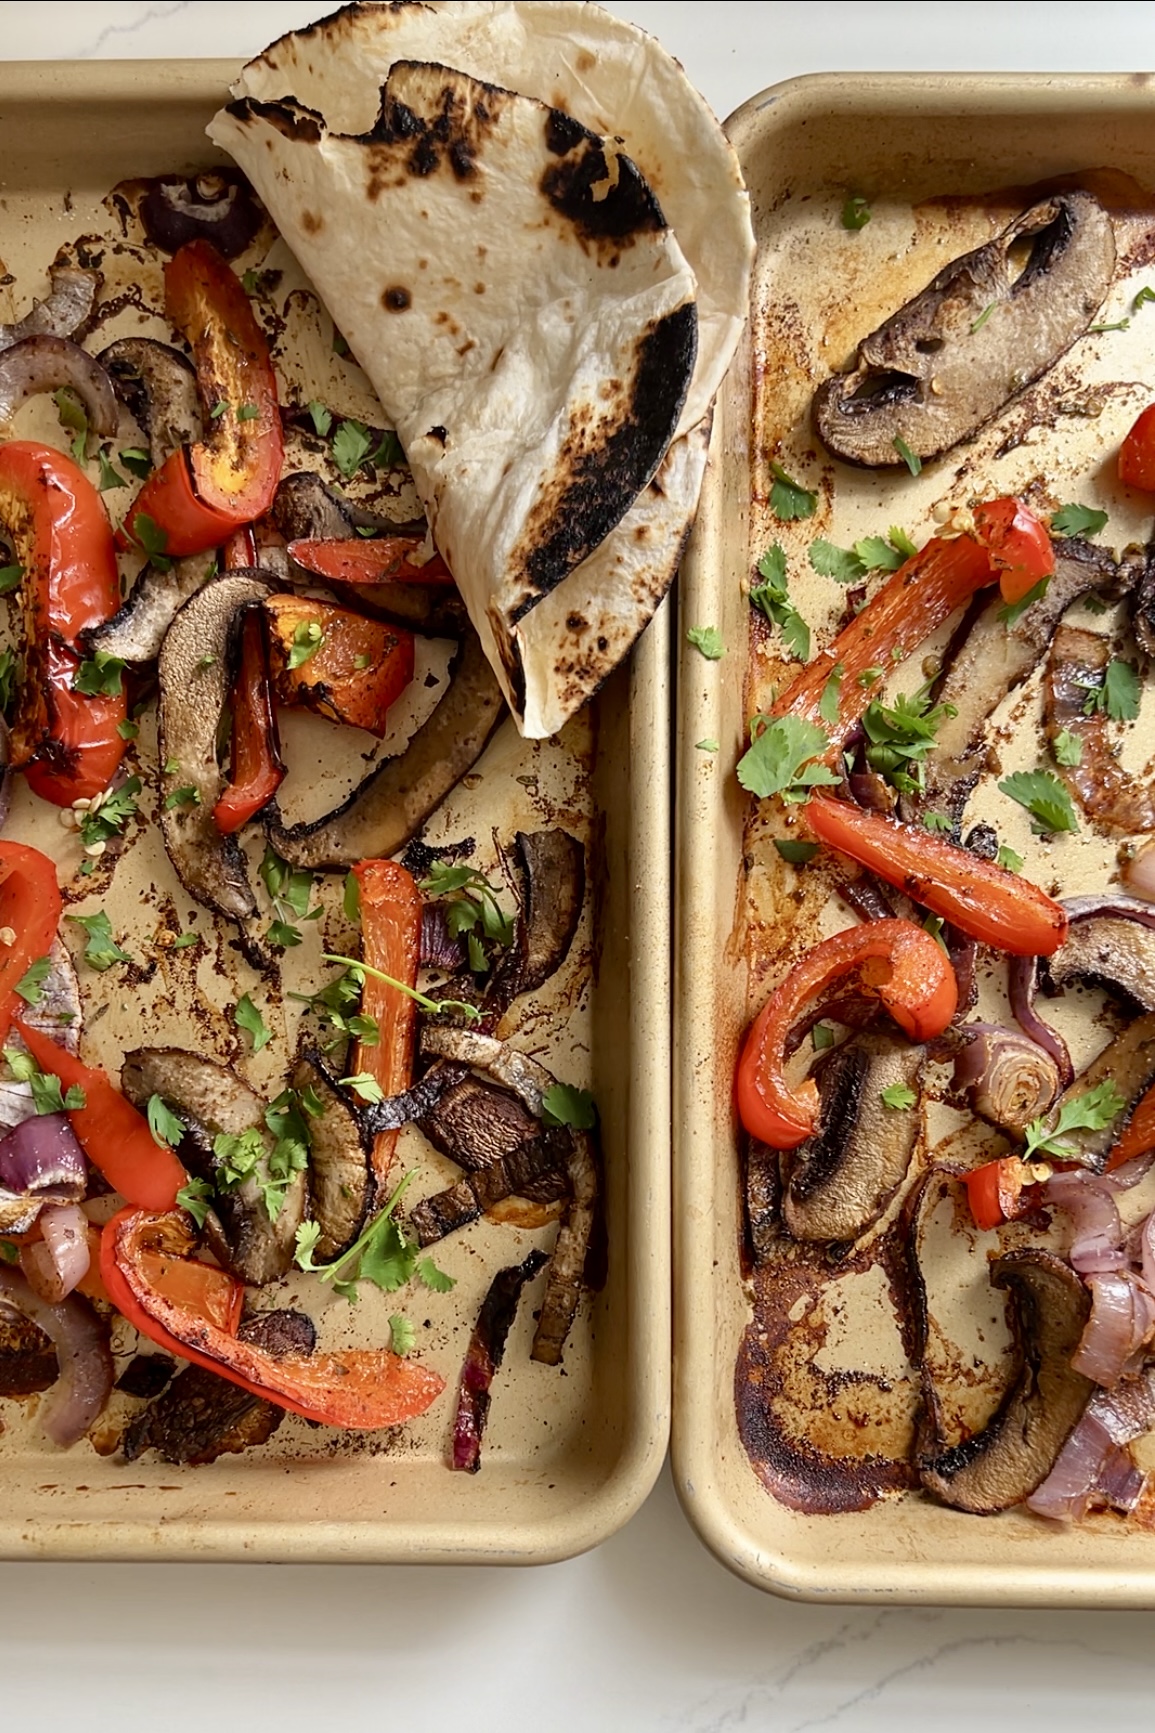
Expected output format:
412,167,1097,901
214,1,754,737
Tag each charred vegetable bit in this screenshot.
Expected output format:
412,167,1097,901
452,1249,547,1473
294,1170,453,1302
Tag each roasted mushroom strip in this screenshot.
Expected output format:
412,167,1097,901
408,1130,570,1246
815,192,1116,466
1043,896,1155,1010
86,554,217,665
292,1050,374,1262
0,266,98,353
98,337,201,467
1045,625,1155,834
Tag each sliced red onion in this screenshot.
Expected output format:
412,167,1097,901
1124,842,1155,905
0,335,118,435
1007,954,1074,1087
0,1264,111,1446
1109,1152,1155,1192
420,903,466,972
1045,1171,1127,1274
36,1203,90,1300
1073,1271,1155,1385
954,1023,1061,1132
1027,1407,1146,1521
1088,1367,1155,1444
0,1113,86,1196
1062,893,1155,932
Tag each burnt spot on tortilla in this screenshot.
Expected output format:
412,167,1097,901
545,109,587,157
474,282,486,294
507,301,697,620
360,60,508,187
450,139,477,180
301,210,323,235
427,425,448,446
381,284,412,311
567,613,587,633
541,138,668,245
225,96,324,147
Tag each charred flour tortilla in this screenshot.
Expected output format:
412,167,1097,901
214,1,754,736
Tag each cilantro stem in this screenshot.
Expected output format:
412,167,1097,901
322,954,483,1023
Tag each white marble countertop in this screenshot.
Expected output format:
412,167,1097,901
4,4,1155,1729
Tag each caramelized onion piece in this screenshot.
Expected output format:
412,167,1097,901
0,1264,112,1446
952,1023,1060,1133
0,335,118,435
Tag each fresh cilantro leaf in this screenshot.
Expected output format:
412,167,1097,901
923,913,948,954
171,931,200,949
1050,502,1109,538
996,844,1024,874
339,1072,386,1104
819,664,844,729
892,435,922,476
1134,286,1155,313
212,1125,265,1189
10,1051,87,1115
296,1172,422,1301
322,953,483,1024
466,930,488,973
541,1083,598,1130
54,387,88,464
1105,658,1141,722
812,1023,835,1051
287,620,324,670
1089,317,1130,334
116,717,139,741
998,768,1079,835
119,448,152,480
853,537,905,573
13,956,51,1006
163,758,181,775
768,461,817,522
234,993,272,1052
96,448,127,492
73,650,125,698
888,526,918,558
0,563,23,594
686,625,725,660
342,870,362,926
260,849,315,920
923,812,953,832
737,714,841,802
147,1093,185,1149
389,1314,416,1355
808,540,865,584
998,576,1050,626
267,919,303,950
331,419,373,477
880,1083,917,1111
176,1176,213,1228
969,303,995,334
353,652,371,669
368,430,403,469
236,403,260,422
209,400,228,420
2,1047,35,1082
1023,1079,1127,1161
749,544,811,662
415,1256,456,1293
1053,728,1083,767
841,193,871,230
419,861,514,950
163,785,201,810
0,1239,19,1263
307,399,333,437
76,776,141,851
0,648,18,713
132,512,171,571
695,738,719,753
773,839,819,864
67,910,131,971
861,684,958,793
857,666,884,689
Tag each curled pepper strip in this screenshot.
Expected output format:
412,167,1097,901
736,918,957,1150
804,796,1068,957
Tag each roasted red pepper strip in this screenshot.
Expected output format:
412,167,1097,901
125,240,283,556
17,1022,186,1211
804,796,1068,956
972,496,1054,605
288,537,454,587
0,441,127,804
212,606,285,834
771,533,995,747
1105,1080,1155,1171
353,859,423,1192
101,1208,445,1428
1119,403,1155,492
135,1245,243,1334
0,842,62,1034
962,1157,1037,1230
736,918,957,1150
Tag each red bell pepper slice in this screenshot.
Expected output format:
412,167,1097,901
16,1022,186,1211
212,607,285,834
1119,403,1155,492
353,859,423,1192
0,441,127,805
288,537,454,587
771,533,995,748
0,842,62,1035
736,918,957,1149
962,1156,1038,1229
101,1207,445,1428
971,496,1054,605
136,1245,243,1334
1105,1080,1155,1172
804,796,1069,957
125,240,283,556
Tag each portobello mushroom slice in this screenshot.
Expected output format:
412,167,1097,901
0,266,98,353
1045,625,1155,834
407,1129,571,1246
138,171,267,261
905,538,1132,827
0,1304,58,1397
121,1047,307,1286
919,1249,1093,1513
1042,895,1155,1010
266,627,505,872
97,336,201,466
487,829,585,1013
782,1033,925,1245
419,1072,567,1202
157,572,275,968
121,1310,315,1465
815,192,1116,466
292,1049,374,1263
85,553,216,665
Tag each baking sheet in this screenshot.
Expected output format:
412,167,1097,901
0,60,669,1565
674,70,1155,1604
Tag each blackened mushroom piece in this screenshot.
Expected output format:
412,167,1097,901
272,470,357,542
1043,896,1155,1010
0,266,98,353
98,337,202,467
121,1310,316,1465
292,1049,374,1262
139,170,265,259
487,828,585,1014
157,572,276,966
85,554,217,665
419,1072,567,1202
815,193,1116,466
408,1129,571,1246
120,1047,307,1286
1045,625,1155,834
0,1303,58,1396
782,1033,925,1245
919,1250,1093,1513
266,627,505,872
452,1249,547,1473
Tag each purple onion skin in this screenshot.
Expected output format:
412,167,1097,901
0,1265,111,1446
0,1113,86,1196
